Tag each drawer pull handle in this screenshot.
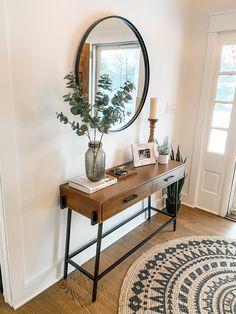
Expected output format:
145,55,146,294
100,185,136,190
123,194,138,203
164,175,175,182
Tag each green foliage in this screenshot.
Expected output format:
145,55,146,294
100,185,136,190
158,136,170,155
170,145,187,163
167,146,187,203
56,72,135,141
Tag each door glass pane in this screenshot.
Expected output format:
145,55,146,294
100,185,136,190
208,129,228,154
215,75,236,101
211,103,232,128
220,45,236,72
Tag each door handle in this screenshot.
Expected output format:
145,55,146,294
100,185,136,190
123,194,138,203
164,175,175,181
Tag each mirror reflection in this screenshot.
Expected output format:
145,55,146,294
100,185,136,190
76,17,148,131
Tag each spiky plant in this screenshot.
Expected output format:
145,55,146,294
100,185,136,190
166,146,187,212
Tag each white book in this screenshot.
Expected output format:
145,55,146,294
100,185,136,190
68,175,117,194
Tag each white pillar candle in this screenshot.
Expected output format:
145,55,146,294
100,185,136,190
149,97,158,119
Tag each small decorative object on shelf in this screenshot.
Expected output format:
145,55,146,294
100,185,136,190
149,97,158,119
148,118,158,143
131,143,156,167
157,136,170,164
69,174,117,194
166,146,187,213
57,72,135,181
148,97,158,143
106,164,137,180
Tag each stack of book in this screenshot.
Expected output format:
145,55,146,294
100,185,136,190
68,175,117,194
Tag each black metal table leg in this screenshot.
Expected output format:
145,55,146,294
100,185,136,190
92,223,103,302
62,175,182,301
173,181,178,231
148,196,151,221
64,208,72,279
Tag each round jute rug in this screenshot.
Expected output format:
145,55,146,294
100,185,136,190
118,236,236,314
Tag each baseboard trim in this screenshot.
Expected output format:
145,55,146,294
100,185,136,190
14,275,61,309
195,205,220,216
181,201,195,208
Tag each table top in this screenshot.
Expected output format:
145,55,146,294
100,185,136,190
60,160,184,223
61,160,183,201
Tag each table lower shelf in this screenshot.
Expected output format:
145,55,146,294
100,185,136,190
63,196,178,302
67,215,174,281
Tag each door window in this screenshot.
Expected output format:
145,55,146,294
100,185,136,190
207,45,236,154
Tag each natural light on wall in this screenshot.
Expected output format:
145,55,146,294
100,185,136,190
208,45,236,154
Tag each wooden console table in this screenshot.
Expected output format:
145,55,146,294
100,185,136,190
60,160,184,301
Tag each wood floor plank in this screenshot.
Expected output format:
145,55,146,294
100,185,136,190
1,205,236,313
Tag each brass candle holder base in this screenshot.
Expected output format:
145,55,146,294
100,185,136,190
148,118,158,143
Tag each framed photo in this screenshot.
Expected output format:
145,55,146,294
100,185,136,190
131,143,156,167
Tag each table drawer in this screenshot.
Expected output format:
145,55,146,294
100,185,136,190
151,166,185,193
102,181,153,221
102,166,184,221
60,185,102,222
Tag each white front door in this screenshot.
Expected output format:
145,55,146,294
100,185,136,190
197,32,236,215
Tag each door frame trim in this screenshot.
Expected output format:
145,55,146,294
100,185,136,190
0,175,13,306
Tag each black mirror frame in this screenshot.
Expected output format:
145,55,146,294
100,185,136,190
75,15,150,132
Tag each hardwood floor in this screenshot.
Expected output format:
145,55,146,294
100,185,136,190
1,205,236,313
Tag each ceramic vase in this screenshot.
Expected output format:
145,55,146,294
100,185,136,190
158,154,169,164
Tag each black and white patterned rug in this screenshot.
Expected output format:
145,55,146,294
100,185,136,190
118,236,236,313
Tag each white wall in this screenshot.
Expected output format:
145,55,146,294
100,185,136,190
0,0,190,308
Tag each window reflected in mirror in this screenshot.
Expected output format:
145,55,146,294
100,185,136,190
93,42,144,129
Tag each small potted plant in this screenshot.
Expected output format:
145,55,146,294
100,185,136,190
166,146,187,214
158,137,170,164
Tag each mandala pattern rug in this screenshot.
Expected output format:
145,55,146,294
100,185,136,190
118,236,236,313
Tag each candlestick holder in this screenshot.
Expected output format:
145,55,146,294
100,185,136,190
148,118,158,143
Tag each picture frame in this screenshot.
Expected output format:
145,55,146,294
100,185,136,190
131,143,156,167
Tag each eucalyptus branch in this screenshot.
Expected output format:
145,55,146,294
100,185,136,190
99,133,104,144
56,112,89,139
91,132,104,172
57,72,135,143
86,128,92,142
94,127,96,143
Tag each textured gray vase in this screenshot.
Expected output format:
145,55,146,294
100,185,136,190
85,141,105,182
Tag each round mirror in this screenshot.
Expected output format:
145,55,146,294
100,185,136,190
75,16,149,132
